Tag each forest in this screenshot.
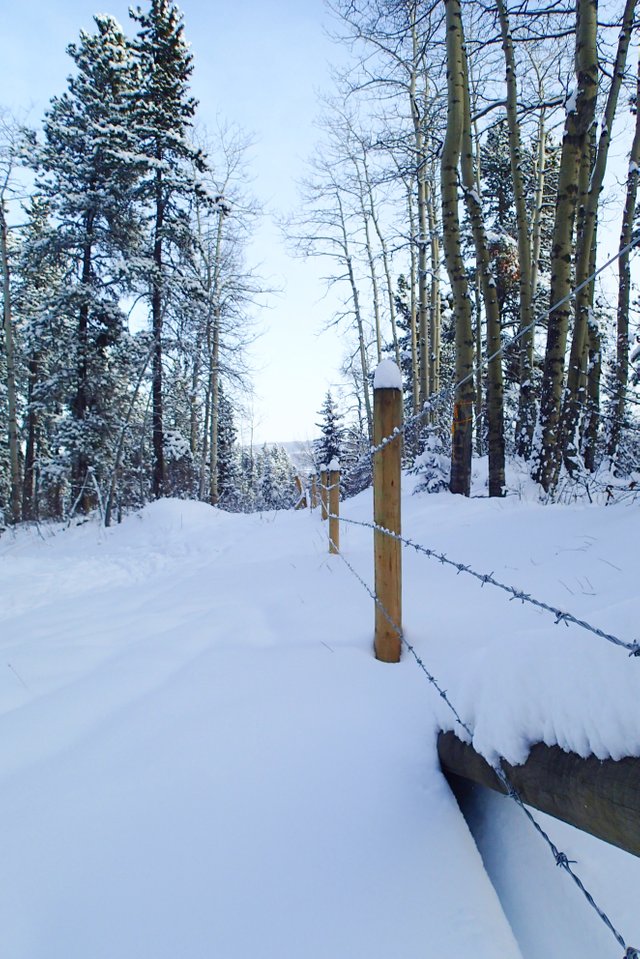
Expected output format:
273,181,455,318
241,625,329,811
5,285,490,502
1,0,639,528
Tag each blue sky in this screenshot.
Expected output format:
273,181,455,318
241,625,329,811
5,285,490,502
1,0,348,443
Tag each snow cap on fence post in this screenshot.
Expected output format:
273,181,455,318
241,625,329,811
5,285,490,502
373,361,403,662
328,459,340,554
373,358,403,391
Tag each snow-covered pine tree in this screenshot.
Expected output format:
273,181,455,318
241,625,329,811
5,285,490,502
13,197,68,520
129,0,208,501
314,390,345,470
31,15,141,514
216,381,241,509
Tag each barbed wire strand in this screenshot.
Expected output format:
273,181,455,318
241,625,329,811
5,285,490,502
360,232,640,467
323,527,637,956
328,513,640,657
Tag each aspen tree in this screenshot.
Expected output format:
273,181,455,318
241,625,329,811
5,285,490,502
607,54,640,464
460,34,505,497
561,0,636,472
496,0,535,459
0,120,20,523
442,0,475,496
533,0,598,492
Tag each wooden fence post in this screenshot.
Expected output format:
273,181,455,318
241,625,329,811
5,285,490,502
373,360,403,662
320,467,328,521
294,475,307,510
310,474,318,510
328,458,340,554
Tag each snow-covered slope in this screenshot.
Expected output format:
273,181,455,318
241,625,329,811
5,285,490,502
0,490,638,958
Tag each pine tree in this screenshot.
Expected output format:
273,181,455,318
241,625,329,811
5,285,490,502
314,390,345,469
216,382,241,508
32,15,141,513
130,0,208,500
13,197,68,520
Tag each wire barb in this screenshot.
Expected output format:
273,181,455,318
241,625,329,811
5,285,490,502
318,515,635,953
331,514,639,657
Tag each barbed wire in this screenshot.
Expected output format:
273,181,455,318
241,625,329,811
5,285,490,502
328,513,640,657
322,523,637,956
356,232,640,468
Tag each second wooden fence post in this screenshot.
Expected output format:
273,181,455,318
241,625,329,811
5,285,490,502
320,467,328,521
373,360,403,662
328,458,340,554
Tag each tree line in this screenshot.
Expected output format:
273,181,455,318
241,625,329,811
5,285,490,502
0,0,305,526
3,0,640,527
291,0,640,499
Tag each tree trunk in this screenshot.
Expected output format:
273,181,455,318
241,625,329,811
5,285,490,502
0,202,21,523
496,0,535,460
209,317,220,505
22,355,39,521
427,174,441,402
151,167,165,499
208,208,225,506
337,191,373,439
410,18,430,406
362,151,400,367
533,0,598,492
405,177,420,413
460,34,505,497
606,55,640,465
442,0,475,496
582,318,601,473
562,0,636,471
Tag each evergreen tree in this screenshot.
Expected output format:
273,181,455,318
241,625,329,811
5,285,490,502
130,0,208,500
31,15,141,513
217,382,241,508
14,197,68,520
314,390,345,468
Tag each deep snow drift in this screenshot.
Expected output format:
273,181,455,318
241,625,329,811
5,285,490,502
0,482,638,958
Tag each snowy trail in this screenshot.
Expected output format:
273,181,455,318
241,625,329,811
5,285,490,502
0,500,522,959
0,492,639,957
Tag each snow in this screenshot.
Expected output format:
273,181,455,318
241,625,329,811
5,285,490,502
373,358,402,390
565,88,578,115
1,482,639,959
328,456,340,471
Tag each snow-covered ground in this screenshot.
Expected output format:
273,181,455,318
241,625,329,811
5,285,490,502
0,477,639,958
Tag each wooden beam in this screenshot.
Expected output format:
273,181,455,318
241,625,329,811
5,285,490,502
437,731,640,858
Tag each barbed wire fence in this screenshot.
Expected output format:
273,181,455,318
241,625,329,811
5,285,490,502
328,514,640,657
310,223,640,949
322,504,639,958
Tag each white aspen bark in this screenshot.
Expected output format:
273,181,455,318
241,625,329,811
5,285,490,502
460,35,505,497
442,0,475,496
358,192,382,363
562,0,636,471
406,177,420,413
530,101,547,301
409,14,430,405
208,208,225,506
534,0,598,492
337,191,373,439
0,202,21,523
361,150,400,367
496,0,535,458
607,54,640,463
427,173,441,401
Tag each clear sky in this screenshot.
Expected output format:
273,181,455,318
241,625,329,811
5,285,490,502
1,0,348,444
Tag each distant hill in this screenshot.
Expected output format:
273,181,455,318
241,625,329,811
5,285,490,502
279,440,317,475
